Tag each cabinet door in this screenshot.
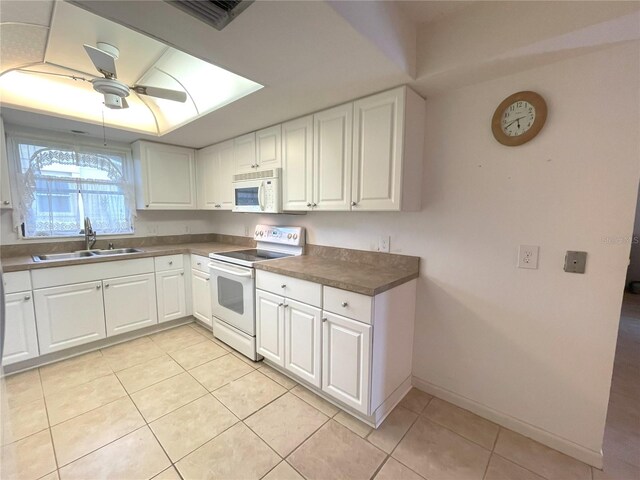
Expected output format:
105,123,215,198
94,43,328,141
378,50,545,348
3,292,38,365
192,269,212,327
322,312,371,414
282,116,313,211
196,145,217,209
352,87,405,211
156,270,187,323
0,116,12,209
103,274,157,336
256,289,285,366
313,103,352,211
137,142,196,209
34,281,106,354
284,299,322,387
234,132,256,174
256,125,281,170
217,140,235,210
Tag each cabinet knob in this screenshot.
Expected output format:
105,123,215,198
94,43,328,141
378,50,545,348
206,278,210,281
278,303,284,307
197,262,201,266
169,261,173,265
341,302,348,307
306,203,312,208
2,200,9,205
24,295,31,301
96,284,102,290
283,304,289,308
105,284,110,288
145,204,150,207
251,165,256,169
180,272,184,276
312,203,317,207
351,201,357,207
322,317,327,322
281,284,286,288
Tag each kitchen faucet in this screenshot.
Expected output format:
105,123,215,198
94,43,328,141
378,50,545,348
81,217,97,250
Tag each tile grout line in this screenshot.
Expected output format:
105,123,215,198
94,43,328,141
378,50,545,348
36,368,60,479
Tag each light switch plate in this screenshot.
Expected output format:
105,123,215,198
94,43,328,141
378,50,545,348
518,245,539,269
564,251,587,273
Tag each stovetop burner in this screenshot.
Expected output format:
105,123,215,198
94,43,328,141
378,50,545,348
214,249,293,264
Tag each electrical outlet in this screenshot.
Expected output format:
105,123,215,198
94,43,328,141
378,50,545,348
244,226,250,237
518,245,539,269
378,235,391,253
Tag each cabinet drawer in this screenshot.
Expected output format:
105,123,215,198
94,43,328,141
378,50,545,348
154,254,184,272
256,270,321,308
323,286,372,324
191,254,209,274
4,271,32,294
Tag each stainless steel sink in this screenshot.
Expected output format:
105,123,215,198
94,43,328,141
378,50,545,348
32,248,142,262
33,251,97,262
92,248,142,255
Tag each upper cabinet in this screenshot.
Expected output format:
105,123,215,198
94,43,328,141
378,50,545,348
196,140,234,210
255,125,282,171
282,116,314,211
352,87,423,212
313,103,353,211
233,132,256,174
133,141,196,210
0,116,12,209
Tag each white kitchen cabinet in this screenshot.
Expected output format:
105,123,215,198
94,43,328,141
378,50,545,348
133,140,196,210
255,125,281,171
0,116,12,209
192,269,212,326
34,281,106,354
234,132,256,174
313,103,353,211
156,269,187,323
103,273,157,336
284,298,322,387
322,311,371,414
282,116,313,211
196,140,234,210
2,292,38,365
256,289,285,366
351,86,424,212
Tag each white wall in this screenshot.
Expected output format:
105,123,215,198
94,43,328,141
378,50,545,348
207,43,640,464
0,209,216,245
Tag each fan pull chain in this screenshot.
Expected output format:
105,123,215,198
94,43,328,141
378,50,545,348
101,106,107,147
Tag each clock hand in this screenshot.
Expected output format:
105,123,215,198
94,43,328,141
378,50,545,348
504,116,527,128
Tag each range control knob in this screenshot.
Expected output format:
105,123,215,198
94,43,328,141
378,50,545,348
293,234,298,240
259,231,264,236
287,233,292,239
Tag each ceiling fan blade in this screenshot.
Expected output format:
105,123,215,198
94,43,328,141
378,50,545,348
132,85,187,103
83,44,117,78
121,97,129,109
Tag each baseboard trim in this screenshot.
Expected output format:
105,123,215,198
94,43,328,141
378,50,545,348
411,375,603,468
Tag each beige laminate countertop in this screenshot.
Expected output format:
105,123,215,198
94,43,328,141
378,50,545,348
254,255,419,296
0,242,245,272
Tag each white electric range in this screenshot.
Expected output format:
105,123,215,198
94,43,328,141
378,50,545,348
208,225,305,360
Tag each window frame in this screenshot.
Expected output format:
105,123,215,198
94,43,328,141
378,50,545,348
6,129,137,240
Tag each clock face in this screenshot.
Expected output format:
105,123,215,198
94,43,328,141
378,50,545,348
501,101,536,137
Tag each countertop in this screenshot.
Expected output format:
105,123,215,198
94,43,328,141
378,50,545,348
0,242,245,272
254,254,419,296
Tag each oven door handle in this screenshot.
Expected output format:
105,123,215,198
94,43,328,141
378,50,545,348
208,263,254,278
258,182,265,211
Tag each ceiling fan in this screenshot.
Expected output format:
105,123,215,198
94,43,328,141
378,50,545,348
19,42,188,110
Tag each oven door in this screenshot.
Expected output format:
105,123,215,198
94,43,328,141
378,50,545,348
209,260,255,335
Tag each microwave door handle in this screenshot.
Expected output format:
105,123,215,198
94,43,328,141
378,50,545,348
258,182,265,211
208,263,253,278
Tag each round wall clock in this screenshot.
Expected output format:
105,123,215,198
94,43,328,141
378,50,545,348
491,91,547,146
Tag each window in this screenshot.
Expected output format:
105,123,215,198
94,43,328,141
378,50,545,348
10,136,135,238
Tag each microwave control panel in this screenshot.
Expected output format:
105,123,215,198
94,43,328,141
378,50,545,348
254,225,305,247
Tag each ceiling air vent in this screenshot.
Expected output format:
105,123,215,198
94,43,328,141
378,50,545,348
165,0,253,30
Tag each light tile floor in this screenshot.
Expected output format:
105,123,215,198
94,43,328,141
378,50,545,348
0,318,637,480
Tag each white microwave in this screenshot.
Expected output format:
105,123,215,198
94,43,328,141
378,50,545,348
232,168,282,213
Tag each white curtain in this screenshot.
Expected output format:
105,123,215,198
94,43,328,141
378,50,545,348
10,139,136,238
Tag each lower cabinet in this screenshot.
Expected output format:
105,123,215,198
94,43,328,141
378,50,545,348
2,291,38,365
321,311,371,414
256,289,285,365
285,298,322,387
103,273,157,336
34,281,106,355
192,269,212,327
156,269,187,323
